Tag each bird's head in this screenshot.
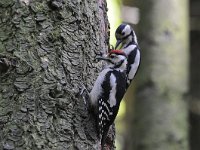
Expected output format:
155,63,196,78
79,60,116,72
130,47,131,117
96,50,127,67
115,24,137,49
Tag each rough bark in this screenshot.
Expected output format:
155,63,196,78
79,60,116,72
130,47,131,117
0,0,112,149
189,0,200,149
131,0,189,150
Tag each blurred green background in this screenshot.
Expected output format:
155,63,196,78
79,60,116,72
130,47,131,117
107,0,200,150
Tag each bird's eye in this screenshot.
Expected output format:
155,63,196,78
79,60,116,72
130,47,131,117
110,55,115,58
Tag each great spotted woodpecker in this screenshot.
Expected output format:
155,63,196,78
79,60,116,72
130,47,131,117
115,23,141,88
88,50,127,148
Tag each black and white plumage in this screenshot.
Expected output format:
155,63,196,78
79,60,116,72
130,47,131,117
115,23,141,88
89,50,127,148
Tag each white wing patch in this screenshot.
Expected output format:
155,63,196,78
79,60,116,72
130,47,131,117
128,50,140,80
123,44,137,55
90,69,110,106
109,73,117,107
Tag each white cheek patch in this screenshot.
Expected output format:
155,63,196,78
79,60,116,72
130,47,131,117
113,55,124,64
123,25,131,36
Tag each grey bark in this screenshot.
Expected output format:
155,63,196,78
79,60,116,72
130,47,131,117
0,0,112,149
130,0,189,150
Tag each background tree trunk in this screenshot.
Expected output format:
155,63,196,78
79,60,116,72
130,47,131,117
189,0,200,150
0,0,111,149
131,0,189,150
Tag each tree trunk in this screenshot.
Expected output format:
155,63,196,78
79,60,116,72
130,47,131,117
0,0,112,149
131,0,189,150
189,0,200,149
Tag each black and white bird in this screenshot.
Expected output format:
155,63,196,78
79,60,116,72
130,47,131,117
89,50,127,148
115,23,141,88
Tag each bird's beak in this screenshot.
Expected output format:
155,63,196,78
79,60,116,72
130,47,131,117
95,55,110,62
115,40,122,49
